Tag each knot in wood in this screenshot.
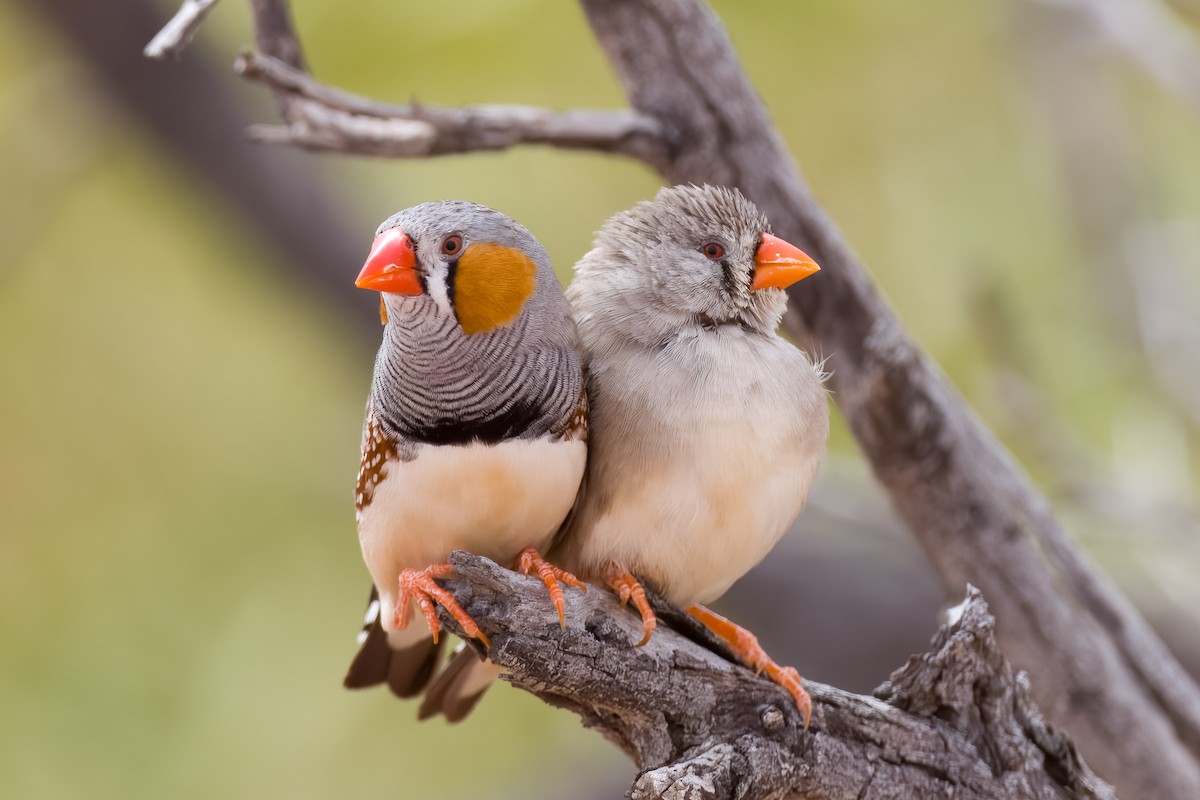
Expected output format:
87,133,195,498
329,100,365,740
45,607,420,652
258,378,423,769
759,704,784,733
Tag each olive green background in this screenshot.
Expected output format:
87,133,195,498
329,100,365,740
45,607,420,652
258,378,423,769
3,1,1199,797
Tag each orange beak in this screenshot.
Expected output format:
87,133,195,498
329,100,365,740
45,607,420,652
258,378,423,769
355,228,422,295
750,233,820,291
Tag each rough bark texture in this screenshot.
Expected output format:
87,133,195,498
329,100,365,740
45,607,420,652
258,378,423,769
440,552,1113,800
577,2,1200,797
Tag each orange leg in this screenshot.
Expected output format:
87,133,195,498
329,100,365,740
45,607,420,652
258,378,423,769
395,565,490,648
687,604,811,729
603,563,657,647
515,547,586,629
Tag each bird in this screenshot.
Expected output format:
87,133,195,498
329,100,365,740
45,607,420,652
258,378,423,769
556,184,828,724
426,184,829,725
341,200,588,717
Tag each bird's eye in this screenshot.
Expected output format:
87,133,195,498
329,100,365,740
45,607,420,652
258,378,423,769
441,235,463,256
701,242,725,260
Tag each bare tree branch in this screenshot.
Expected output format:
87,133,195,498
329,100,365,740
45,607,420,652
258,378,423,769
233,52,665,161
143,0,222,60
248,0,305,71
1027,0,1200,115
438,552,1114,800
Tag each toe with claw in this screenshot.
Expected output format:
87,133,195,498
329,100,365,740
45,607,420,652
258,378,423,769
395,564,490,648
603,563,657,647
516,547,586,629
687,604,812,729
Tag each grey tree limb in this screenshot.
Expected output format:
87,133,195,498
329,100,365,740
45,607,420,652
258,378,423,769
143,0,223,60
233,51,666,161
439,552,1114,800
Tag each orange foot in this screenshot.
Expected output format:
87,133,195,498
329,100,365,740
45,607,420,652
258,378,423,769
515,547,586,629
603,563,656,647
687,604,811,729
395,565,490,648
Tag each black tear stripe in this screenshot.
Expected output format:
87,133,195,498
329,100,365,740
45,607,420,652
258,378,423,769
719,258,740,296
411,239,430,296
445,257,460,314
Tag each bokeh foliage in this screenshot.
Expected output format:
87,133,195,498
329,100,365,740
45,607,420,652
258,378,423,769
2,1,1199,798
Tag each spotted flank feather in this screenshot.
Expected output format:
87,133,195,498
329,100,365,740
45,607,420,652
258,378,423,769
558,385,589,442
355,401,404,516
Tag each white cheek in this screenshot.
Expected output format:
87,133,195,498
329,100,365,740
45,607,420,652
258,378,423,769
424,261,454,318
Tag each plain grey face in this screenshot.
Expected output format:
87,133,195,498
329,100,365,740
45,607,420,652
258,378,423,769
586,185,788,334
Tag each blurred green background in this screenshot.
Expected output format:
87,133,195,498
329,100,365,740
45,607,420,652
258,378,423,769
3,1,1199,798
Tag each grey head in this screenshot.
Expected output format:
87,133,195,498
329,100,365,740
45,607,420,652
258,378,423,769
357,200,583,446
568,185,817,347
363,200,575,349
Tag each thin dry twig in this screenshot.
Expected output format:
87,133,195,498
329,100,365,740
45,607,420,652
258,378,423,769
143,0,222,60
233,51,665,161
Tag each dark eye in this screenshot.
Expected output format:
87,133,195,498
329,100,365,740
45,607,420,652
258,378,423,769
701,242,725,260
441,235,463,256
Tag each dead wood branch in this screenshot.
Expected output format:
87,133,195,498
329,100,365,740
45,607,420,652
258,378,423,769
233,52,665,161
439,552,1113,800
143,0,222,60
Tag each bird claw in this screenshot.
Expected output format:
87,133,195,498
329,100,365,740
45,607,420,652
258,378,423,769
516,547,585,629
603,563,657,647
768,664,812,729
395,565,490,648
686,604,811,729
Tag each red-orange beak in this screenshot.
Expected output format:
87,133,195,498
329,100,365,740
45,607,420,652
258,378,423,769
750,233,820,291
355,228,422,295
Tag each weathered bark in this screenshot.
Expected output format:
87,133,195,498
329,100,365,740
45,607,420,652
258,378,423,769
440,552,1113,800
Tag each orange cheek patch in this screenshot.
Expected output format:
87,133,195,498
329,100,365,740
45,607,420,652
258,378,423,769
453,242,537,335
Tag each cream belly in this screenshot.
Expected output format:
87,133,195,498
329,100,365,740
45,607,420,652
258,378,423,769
578,421,820,606
566,322,829,608
358,436,585,644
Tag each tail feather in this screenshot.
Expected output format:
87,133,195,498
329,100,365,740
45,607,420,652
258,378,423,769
343,586,444,698
419,643,503,722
